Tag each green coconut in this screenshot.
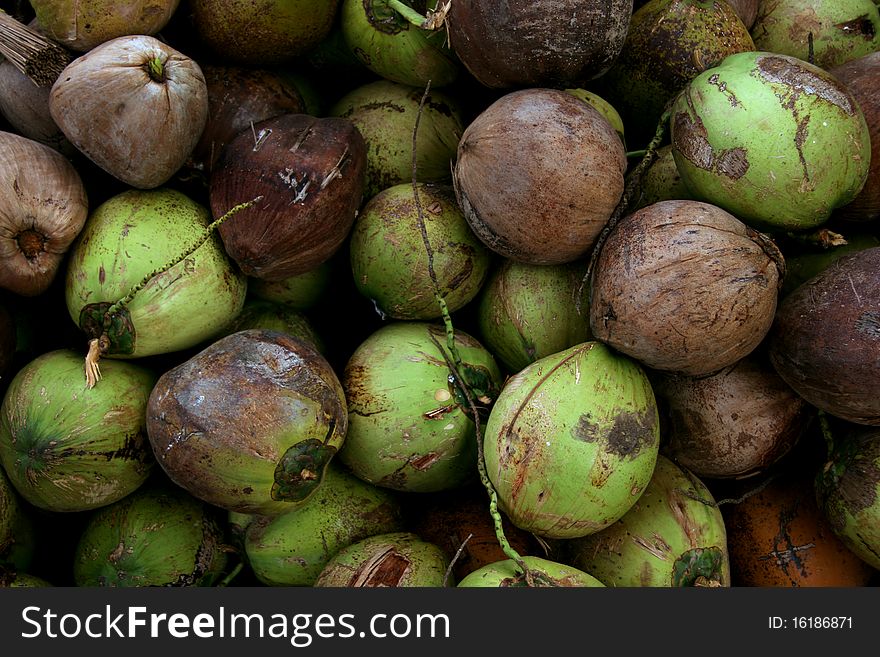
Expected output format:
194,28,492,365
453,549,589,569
349,182,491,321
0,571,53,587
0,467,35,572
218,299,325,354
457,555,606,587
64,188,247,377
476,259,591,375
0,349,156,513
330,80,464,199
815,425,880,571
248,261,333,311
339,322,502,493
564,88,626,145
671,51,871,232
564,455,730,587
751,0,880,70
484,341,660,540
341,0,459,88
73,482,230,587
631,144,696,211
313,531,450,586
146,329,348,515
244,462,403,586
598,0,755,149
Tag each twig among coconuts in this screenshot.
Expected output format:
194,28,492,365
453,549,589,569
0,10,70,87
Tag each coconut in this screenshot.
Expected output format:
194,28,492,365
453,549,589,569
726,0,759,28
598,0,756,149
72,482,230,587
313,531,450,587
64,188,247,365
445,0,632,88
248,260,333,311
329,80,464,200
0,349,156,513
589,200,784,376
340,0,458,88
476,259,591,375
781,233,880,298
0,571,53,587
188,65,306,176
49,35,209,190
750,0,880,70
457,556,605,587
146,329,348,515
349,182,491,321
218,299,325,354
564,88,626,145
210,113,367,281
670,51,871,232
189,0,340,66
768,247,880,425
651,354,813,479
631,144,696,211
243,462,403,586
30,0,181,52
453,88,627,265
484,341,660,540
339,321,502,493
564,455,730,587
0,466,36,573
815,425,880,571
725,469,876,586
0,131,88,297
829,52,880,223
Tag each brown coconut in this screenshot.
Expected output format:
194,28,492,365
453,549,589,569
209,113,367,281
453,88,626,265
651,353,813,480
768,247,880,426
589,200,784,376
829,52,880,223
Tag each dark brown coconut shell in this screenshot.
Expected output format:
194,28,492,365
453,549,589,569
446,0,632,89
768,247,880,426
210,113,367,281
725,0,759,29
829,52,880,223
453,88,626,265
189,65,305,176
589,200,784,376
651,354,813,480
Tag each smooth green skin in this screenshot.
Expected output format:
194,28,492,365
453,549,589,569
330,80,464,199
564,89,626,145
457,555,605,587
65,188,247,359
0,349,156,513
671,51,872,232
564,455,730,587
31,0,180,51
189,0,340,65
314,531,450,587
484,341,660,540
0,468,35,572
476,259,591,375
73,484,229,587
815,430,880,571
350,182,491,320
341,0,458,87
244,464,403,586
219,300,325,354
751,0,880,70
340,322,502,493
248,261,333,311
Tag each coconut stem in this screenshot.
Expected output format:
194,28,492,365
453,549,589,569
83,196,263,388
145,56,165,82
386,0,450,30
443,532,473,587
818,411,835,460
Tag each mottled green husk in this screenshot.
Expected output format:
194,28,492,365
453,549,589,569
457,555,605,587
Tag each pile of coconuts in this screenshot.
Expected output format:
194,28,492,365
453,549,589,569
0,0,878,589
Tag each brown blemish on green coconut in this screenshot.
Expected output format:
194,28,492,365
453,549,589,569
349,547,411,586
672,92,750,180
